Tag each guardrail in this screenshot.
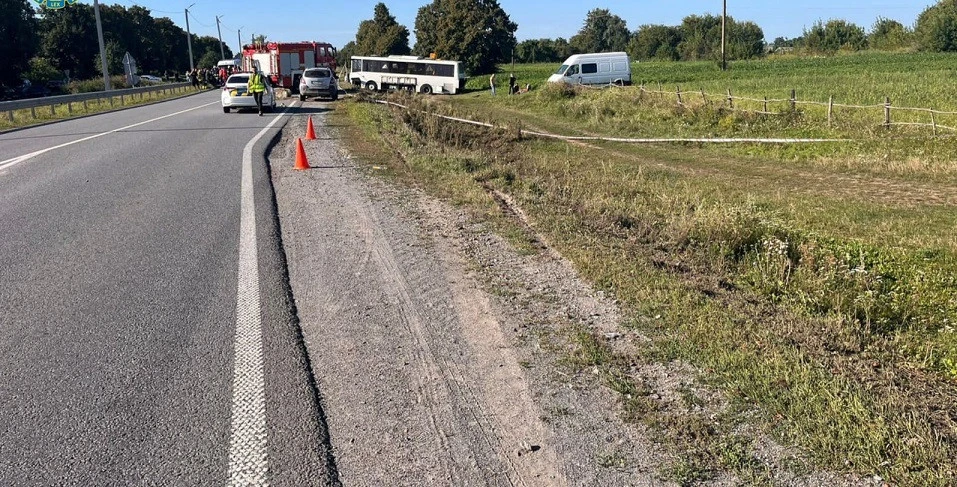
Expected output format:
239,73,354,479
1,82,194,123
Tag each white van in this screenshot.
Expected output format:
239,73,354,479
217,58,240,70
547,52,631,86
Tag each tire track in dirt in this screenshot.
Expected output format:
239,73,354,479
273,109,568,486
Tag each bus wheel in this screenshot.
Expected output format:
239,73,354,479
420,84,433,95
365,81,378,91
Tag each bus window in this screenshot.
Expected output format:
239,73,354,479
352,59,361,71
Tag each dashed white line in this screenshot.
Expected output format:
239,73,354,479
0,101,220,171
227,105,293,486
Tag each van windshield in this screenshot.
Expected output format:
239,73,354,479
555,64,568,75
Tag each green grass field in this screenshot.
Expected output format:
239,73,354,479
342,51,957,484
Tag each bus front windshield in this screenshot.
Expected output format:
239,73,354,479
555,64,569,75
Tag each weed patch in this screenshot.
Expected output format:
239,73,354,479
339,70,957,485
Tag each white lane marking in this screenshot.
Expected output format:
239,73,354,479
0,101,220,171
227,105,294,486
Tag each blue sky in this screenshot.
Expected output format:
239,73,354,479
84,0,931,54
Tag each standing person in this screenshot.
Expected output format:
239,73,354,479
188,69,198,89
219,66,227,85
489,72,496,96
509,73,517,95
247,70,266,116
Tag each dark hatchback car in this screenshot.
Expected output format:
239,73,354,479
298,67,338,101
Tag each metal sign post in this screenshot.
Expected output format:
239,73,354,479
93,0,111,91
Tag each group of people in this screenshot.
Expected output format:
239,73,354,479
489,72,530,95
187,66,238,90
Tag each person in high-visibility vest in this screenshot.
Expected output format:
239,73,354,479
247,71,267,116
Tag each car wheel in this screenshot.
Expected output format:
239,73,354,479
420,84,433,95
365,81,378,91
223,106,230,113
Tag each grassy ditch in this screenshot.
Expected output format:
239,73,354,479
336,90,956,485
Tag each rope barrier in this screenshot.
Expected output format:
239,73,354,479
638,86,957,114
372,99,849,144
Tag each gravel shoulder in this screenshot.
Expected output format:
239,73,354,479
269,107,673,486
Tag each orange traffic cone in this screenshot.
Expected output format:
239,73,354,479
305,116,316,140
294,138,310,170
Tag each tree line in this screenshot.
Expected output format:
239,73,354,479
2,0,231,91
340,1,957,74
6,0,957,91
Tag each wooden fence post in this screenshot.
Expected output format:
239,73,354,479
884,97,891,127
763,96,768,113
790,89,796,111
638,82,644,101
827,96,833,128
6,111,13,123
727,88,733,109
50,104,55,116
701,89,707,105
931,110,938,136
67,102,72,115
83,99,88,111
676,86,682,105
30,107,36,119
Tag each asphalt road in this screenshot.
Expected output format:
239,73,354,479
0,92,336,485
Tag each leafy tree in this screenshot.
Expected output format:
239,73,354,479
1,0,38,87
515,38,561,63
802,19,867,53
94,39,125,76
192,35,229,68
413,0,517,74
569,8,630,53
869,17,913,51
38,4,100,79
337,41,356,69
197,50,221,69
728,20,765,59
25,57,62,84
552,37,573,59
771,37,796,49
355,3,411,56
153,17,190,74
915,0,957,52
677,14,722,60
628,24,680,61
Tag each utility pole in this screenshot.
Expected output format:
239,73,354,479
185,3,196,71
216,15,225,60
237,28,243,56
93,0,111,91
721,0,727,71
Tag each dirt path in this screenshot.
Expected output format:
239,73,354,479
270,109,673,486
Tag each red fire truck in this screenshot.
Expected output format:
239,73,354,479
242,41,337,93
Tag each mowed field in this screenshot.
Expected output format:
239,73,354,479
343,51,957,485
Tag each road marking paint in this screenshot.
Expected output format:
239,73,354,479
0,101,220,171
227,105,294,486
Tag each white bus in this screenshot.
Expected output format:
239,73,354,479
349,55,466,95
